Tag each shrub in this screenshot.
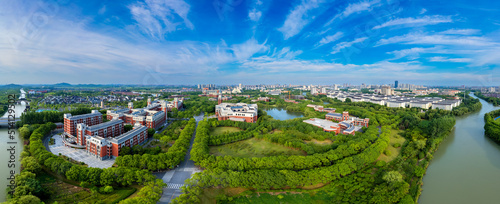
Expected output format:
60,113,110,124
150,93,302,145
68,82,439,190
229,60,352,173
393,143,401,148
101,186,114,194
80,181,92,188
383,149,391,156
376,160,386,167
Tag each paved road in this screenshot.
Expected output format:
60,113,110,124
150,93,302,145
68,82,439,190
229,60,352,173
156,113,204,204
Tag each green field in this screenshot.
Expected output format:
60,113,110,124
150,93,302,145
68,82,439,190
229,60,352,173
38,171,137,204
377,129,405,163
210,138,306,158
210,126,242,136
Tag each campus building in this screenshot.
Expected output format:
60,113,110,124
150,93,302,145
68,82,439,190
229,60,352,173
306,104,336,113
325,111,369,127
63,108,159,160
303,118,360,135
85,123,148,160
64,110,102,137
76,119,124,146
215,103,258,123
106,97,170,129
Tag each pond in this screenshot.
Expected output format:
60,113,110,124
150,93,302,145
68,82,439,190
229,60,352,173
264,107,304,120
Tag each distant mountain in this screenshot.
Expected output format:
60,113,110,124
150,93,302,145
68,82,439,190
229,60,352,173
1,84,22,88
54,82,72,86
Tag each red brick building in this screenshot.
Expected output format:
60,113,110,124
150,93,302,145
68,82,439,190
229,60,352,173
76,119,124,145
85,124,148,160
63,110,102,137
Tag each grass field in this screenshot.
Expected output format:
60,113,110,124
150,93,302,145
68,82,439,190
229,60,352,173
210,138,306,158
305,139,333,145
200,187,247,204
38,171,137,204
226,191,332,204
377,129,405,163
210,126,242,136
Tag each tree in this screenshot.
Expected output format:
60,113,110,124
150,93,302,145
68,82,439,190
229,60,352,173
382,171,403,184
19,125,31,140
102,186,114,194
15,195,41,204
20,156,41,173
148,128,156,138
124,125,133,132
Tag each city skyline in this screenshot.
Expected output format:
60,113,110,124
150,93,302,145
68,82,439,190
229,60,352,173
1,0,500,85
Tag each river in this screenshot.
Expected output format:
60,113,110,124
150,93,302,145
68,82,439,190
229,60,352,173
0,90,26,201
419,94,500,203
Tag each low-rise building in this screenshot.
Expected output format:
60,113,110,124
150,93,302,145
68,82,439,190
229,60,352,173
215,103,258,123
325,111,369,127
303,118,361,135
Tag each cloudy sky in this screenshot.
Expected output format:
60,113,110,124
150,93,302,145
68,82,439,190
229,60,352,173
1,0,499,85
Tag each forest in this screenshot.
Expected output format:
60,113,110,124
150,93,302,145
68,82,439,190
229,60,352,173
475,91,500,106
484,109,500,143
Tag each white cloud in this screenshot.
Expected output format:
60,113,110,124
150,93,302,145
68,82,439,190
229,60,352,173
248,8,262,21
373,15,452,29
438,29,481,35
331,37,368,54
376,32,495,47
98,5,107,15
271,47,303,59
231,38,268,61
278,0,323,40
429,56,472,63
324,0,381,27
387,47,441,60
420,8,427,14
128,0,193,40
342,0,380,18
317,31,343,46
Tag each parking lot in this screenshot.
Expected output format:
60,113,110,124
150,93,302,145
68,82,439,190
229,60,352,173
48,134,115,169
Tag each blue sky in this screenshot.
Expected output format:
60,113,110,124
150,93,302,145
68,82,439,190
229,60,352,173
1,0,500,86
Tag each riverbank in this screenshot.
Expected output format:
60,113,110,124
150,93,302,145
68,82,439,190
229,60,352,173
484,109,500,143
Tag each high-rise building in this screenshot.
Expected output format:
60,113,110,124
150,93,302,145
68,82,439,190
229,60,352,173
381,86,394,95
239,83,242,89
395,80,399,88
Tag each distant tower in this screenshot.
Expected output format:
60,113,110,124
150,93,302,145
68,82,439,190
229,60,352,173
100,100,104,109
160,101,168,121
173,98,179,109
395,80,399,89
342,111,349,121
147,97,151,106
128,102,134,109
218,90,222,105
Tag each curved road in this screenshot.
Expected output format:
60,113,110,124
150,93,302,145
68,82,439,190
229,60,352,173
156,113,204,204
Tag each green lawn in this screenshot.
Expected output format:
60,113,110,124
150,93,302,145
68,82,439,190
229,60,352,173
210,126,242,136
225,192,332,204
210,138,306,158
377,129,405,163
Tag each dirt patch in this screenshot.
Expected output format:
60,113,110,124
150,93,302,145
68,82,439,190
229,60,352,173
305,139,333,145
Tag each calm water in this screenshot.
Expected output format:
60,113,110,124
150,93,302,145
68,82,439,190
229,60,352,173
264,107,304,120
419,94,500,203
0,100,25,201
